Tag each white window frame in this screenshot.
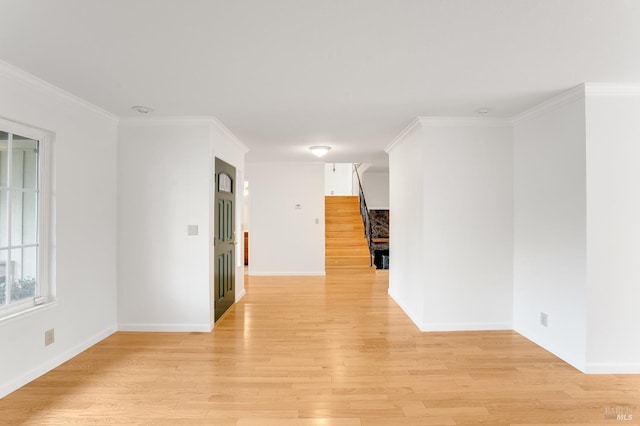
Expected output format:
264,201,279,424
0,117,53,321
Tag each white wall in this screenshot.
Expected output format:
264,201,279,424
388,119,513,332
117,118,246,331
513,92,587,371
361,171,389,209
0,62,118,398
243,181,250,231
584,90,640,373
324,163,353,196
246,162,325,275
387,123,424,327
420,120,513,331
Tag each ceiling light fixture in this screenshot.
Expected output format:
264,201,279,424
476,108,490,115
131,105,154,114
309,145,331,157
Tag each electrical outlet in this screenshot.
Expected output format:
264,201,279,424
45,328,55,346
540,312,548,328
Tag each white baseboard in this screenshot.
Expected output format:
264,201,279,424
389,289,512,332
584,363,640,374
512,327,586,373
118,323,212,332
388,289,424,331
0,324,117,399
236,288,246,301
420,321,512,332
209,290,247,330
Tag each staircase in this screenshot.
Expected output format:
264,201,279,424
325,196,376,274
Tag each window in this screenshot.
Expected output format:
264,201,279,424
0,118,51,320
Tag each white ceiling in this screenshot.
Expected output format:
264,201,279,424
1,0,640,170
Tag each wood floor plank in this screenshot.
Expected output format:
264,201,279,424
1,270,639,425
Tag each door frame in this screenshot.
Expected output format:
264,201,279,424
210,153,248,327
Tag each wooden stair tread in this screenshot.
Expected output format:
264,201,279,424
325,265,376,274
325,240,369,248
326,249,371,256
325,195,373,273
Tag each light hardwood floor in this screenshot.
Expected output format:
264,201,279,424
2,271,639,425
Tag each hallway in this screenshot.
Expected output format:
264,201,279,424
2,271,639,425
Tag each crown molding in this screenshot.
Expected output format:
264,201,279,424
210,117,249,154
119,116,249,154
245,160,327,167
118,116,218,126
511,84,585,124
386,116,511,153
0,59,118,122
417,116,511,127
384,118,422,153
584,82,640,97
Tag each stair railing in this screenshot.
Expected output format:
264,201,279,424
353,164,373,267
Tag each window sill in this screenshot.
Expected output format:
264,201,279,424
0,299,57,325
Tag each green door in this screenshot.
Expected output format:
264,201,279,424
214,158,236,322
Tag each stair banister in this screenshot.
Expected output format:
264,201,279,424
353,164,374,267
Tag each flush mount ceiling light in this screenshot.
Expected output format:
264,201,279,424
476,108,490,115
309,145,331,157
131,105,154,114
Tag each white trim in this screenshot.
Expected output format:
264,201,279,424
0,299,57,325
420,321,512,332
388,289,424,331
584,363,640,374
208,289,247,331
584,82,640,97
386,116,511,154
118,323,212,332
511,84,585,124
236,288,246,301
118,116,250,154
0,60,118,122
210,118,250,154
389,289,512,333
418,116,511,128
0,117,54,319
0,324,117,399
119,116,220,127
384,118,421,153
514,326,586,373
0,116,49,141
120,116,250,157
244,160,330,167
39,130,54,301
